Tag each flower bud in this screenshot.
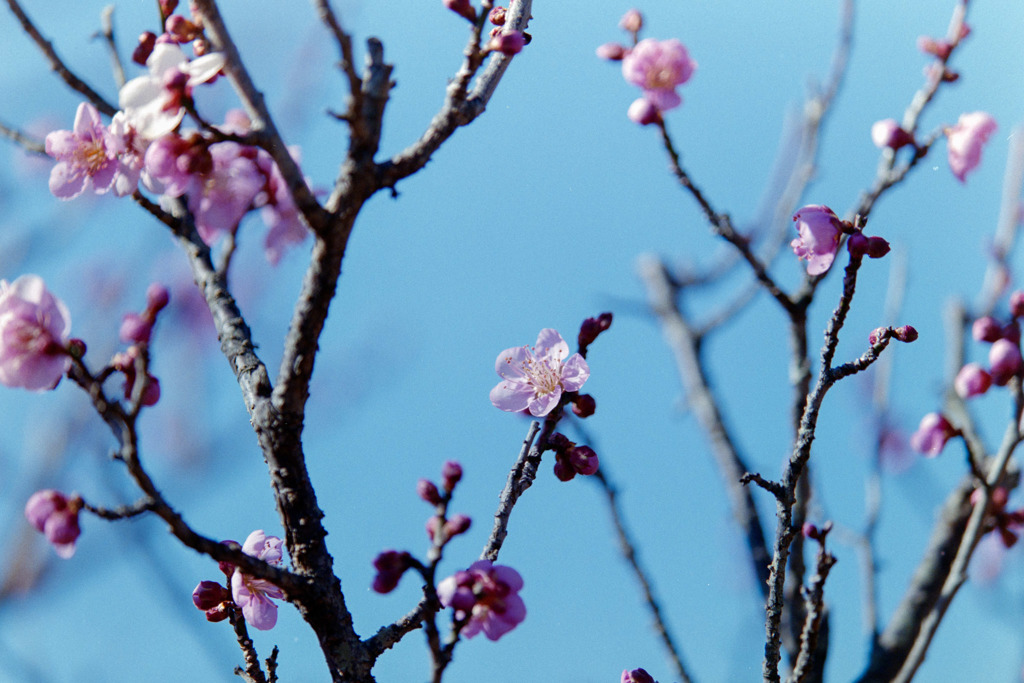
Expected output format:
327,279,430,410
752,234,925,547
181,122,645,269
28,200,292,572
847,232,869,258
578,312,613,349
618,9,643,34
871,119,914,150
973,316,1002,343
417,479,442,505
443,514,472,537
868,327,888,346
1002,321,1021,345
954,363,991,399
572,393,596,418
569,446,600,476
166,15,200,43
553,459,576,482
596,42,628,61
132,32,157,66
120,313,153,345
371,550,412,594
146,283,170,312
893,325,918,343
441,460,463,491
489,31,525,56
910,412,956,457
443,0,475,21
488,6,506,25
865,236,891,259
917,36,951,60
622,669,657,683
1011,291,1024,319
627,98,660,126
989,338,1023,386
192,580,231,611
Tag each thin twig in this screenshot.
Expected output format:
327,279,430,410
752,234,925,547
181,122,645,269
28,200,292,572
94,5,125,88
5,0,117,116
0,119,45,154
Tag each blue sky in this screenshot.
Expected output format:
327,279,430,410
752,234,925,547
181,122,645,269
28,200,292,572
1,1,1023,681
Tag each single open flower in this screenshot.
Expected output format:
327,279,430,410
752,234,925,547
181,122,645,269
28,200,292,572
621,38,696,113
231,530,285,630
790,205,843,275
946,111,997,183
45,102,120,199
0,275,72,391
490,329,589,417
437,560,526,641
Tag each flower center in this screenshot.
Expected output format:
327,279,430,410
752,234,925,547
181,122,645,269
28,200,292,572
521,348,561,397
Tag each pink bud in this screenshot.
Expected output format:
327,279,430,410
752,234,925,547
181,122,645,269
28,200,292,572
443,514,472,537
1002,321,1021,345
868,327,888,346
132,32,157,65
627,97,661,126
871,119,914,150
569,445,600,476
120,313,153,345
146,283,170,312
910,412,956,457
596,42,628,61
989,339,1023,386
917,36,951,59
165,15,200,43
192,580,231,610
865,236,891,259
441,460,463,491
894,325,918,343
443,0,476,22
553,459,576,482
1010,291,1024,319
955,363,991,398
417,479,442,505
618,9,644,34
973,316,1003,343
489,31,525,56
488,6,506,25
572,393,596,418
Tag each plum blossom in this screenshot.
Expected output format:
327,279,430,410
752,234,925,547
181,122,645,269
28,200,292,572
0,275,72,391
871,118,913,150
231,530,285,630
946,112,997,183
119,43,225,140
437,560,526,641
188,142,264,244
25,490,81,558
790,205,843,275
910,412,957,456
621,38,696,113
45,102,119,199
954,363,991,399
490,328,589,417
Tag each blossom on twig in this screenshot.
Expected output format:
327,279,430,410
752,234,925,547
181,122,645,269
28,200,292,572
0,275,72,391
490,328,589,417
437,560,526,640
231,530,285,630
946,111,996,183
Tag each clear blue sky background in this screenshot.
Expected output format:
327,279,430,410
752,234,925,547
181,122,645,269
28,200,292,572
1,1,1023,681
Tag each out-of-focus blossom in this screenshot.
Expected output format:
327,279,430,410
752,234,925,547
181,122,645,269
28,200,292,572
954,363,991,399
871,118,914,150
231,530,285,630
444,0,476,22
189,142,263,244
441,460,463,491
989,338,1023,386
45,102,119,199
917,36,952,60
790,205,843,275
255,148,309,265
1011,291,1024,319
972,316,1002,343
490,328,590,417
910,412,956,456
621,38,696,112
946,112,997,183
25,489,81,558
119,43,225,139
0,275,72,391
437,560,525,641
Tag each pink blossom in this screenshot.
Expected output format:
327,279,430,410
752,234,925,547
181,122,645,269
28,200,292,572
24,490,81,558
910,412,956,457
189,142,264,244
490,328,590,417
946,112,997,183
44,102,120,199
790,205,843,275
0,275,71,391
618,9,643,34
621,38,696,112
596,42,628,61
231,530,285,630
954,363,991,399
255,149,309,265
119,43,225,139
437,560,526,641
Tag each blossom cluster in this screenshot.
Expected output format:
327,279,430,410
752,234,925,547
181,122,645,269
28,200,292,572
597,10,696,125
44,9,308,265
437,560,526,641
192,530,285,631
